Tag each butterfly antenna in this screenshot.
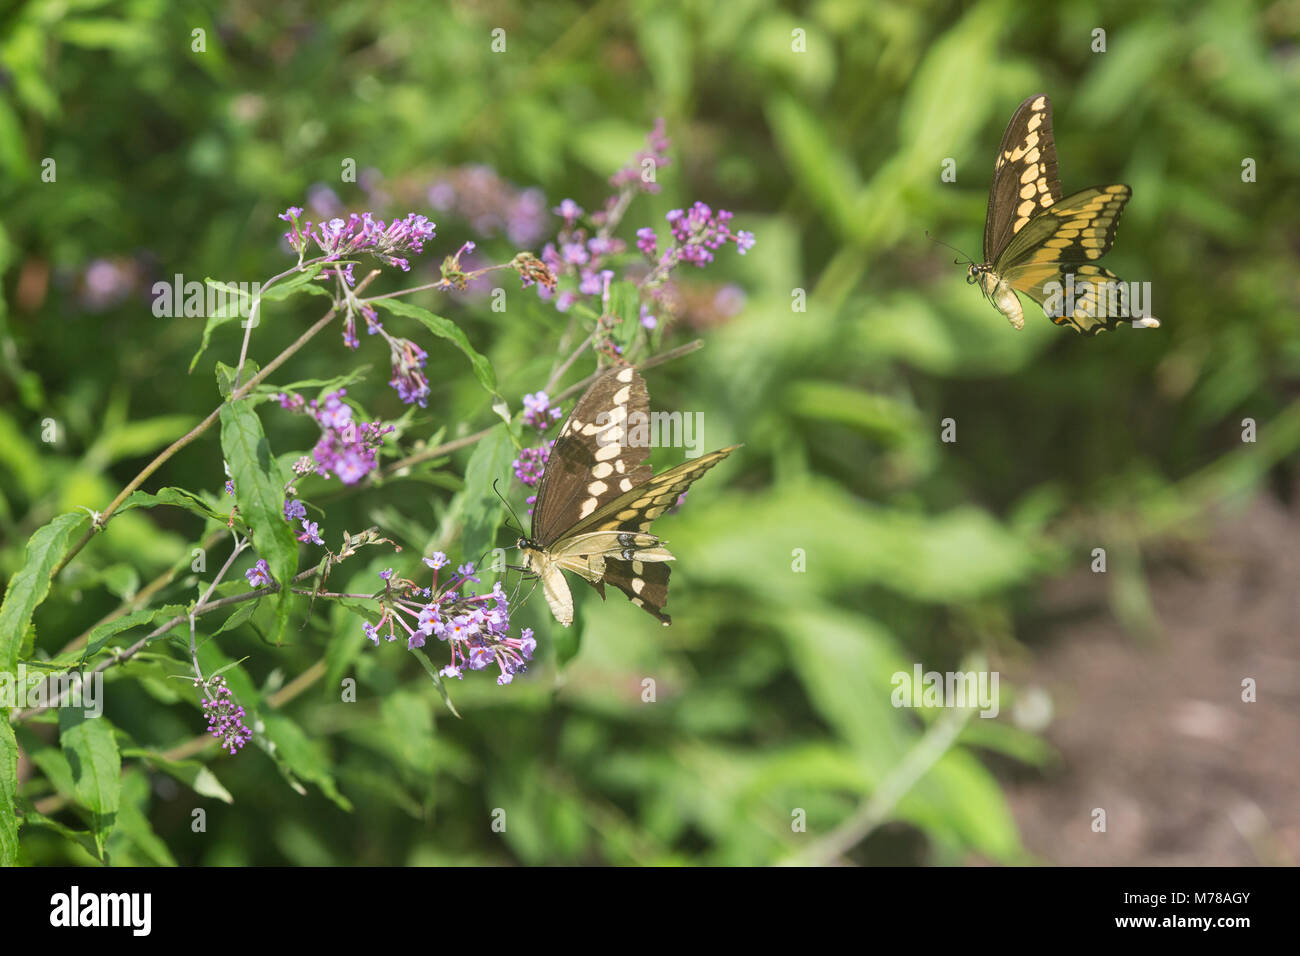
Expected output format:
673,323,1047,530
492,479,525,538
925,230,974,266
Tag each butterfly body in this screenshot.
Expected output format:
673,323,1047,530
521,364,737,626
971,93,1160,334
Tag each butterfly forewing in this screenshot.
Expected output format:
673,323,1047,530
984,93,1062,265
566,445,739,538
530,365,652,548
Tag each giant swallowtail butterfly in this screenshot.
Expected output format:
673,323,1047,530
968,93,1160,334
518,365,737,627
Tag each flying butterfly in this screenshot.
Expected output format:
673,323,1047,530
965,93,1160,334
518,365,738,627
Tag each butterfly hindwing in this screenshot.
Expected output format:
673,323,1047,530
984,93,1062,264
998,184,1129,270
597,559,673,626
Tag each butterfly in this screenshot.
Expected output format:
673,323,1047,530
517,364,738,627
966,93,1160,334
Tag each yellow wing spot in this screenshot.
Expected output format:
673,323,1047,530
1085,248,1102,259
1016,199,1036,218
1024,147,1041,165
1027,112,1043,132
592,461,613,479
1013,216,1031,232
632,560,645,573
616,508,638,521
587,480,608,496
618,477,633,492
1019,182,1037,200
612,384,631,405
1031,95,1046,110
1041,195,1055,208
1019,164,1038,185
616,367,635,383
578,497,599,519
594,443,620,462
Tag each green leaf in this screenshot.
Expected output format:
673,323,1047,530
215,359,262,399
371,298,501,404
128,751,234,804
80,604,188,659
258,262,325,301
59,708,121,853
219,402,298,643
0,717,18,865
120,485,243,531
0,512,88,671
458,423,516,563
259,711,353,810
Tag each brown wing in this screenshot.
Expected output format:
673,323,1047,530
565,445,739,538
984,93,1063,264
591,559,673,625
530,365,652,548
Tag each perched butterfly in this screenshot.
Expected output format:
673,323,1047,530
966,93,1160,334
518,365,738,627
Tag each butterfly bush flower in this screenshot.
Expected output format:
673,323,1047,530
199,675,253,754
521,392,562,431
513,440,554,514
362,556,535,685
275,389,396,486
525,121,753,339
245,558,272,588
278,207,436,276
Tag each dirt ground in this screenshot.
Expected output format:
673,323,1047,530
1002,493,1300,866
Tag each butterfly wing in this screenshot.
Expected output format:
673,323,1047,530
998,185,1157,334
530,365,652,548
566,445,740,538
984,93,1063,264
598,559,674,625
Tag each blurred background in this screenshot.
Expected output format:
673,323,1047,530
2,0,1298,865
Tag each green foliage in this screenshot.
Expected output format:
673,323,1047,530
0,0,1295,866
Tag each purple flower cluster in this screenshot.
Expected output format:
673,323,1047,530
427,165,549,247
363,556,536,686
245,558,272,588
387,336,430,407
278,207,437,275
309,391,394,484
199,675,253,754
512,440,553,515
521,391,562,431
639,202,755,273
274,389,394,485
